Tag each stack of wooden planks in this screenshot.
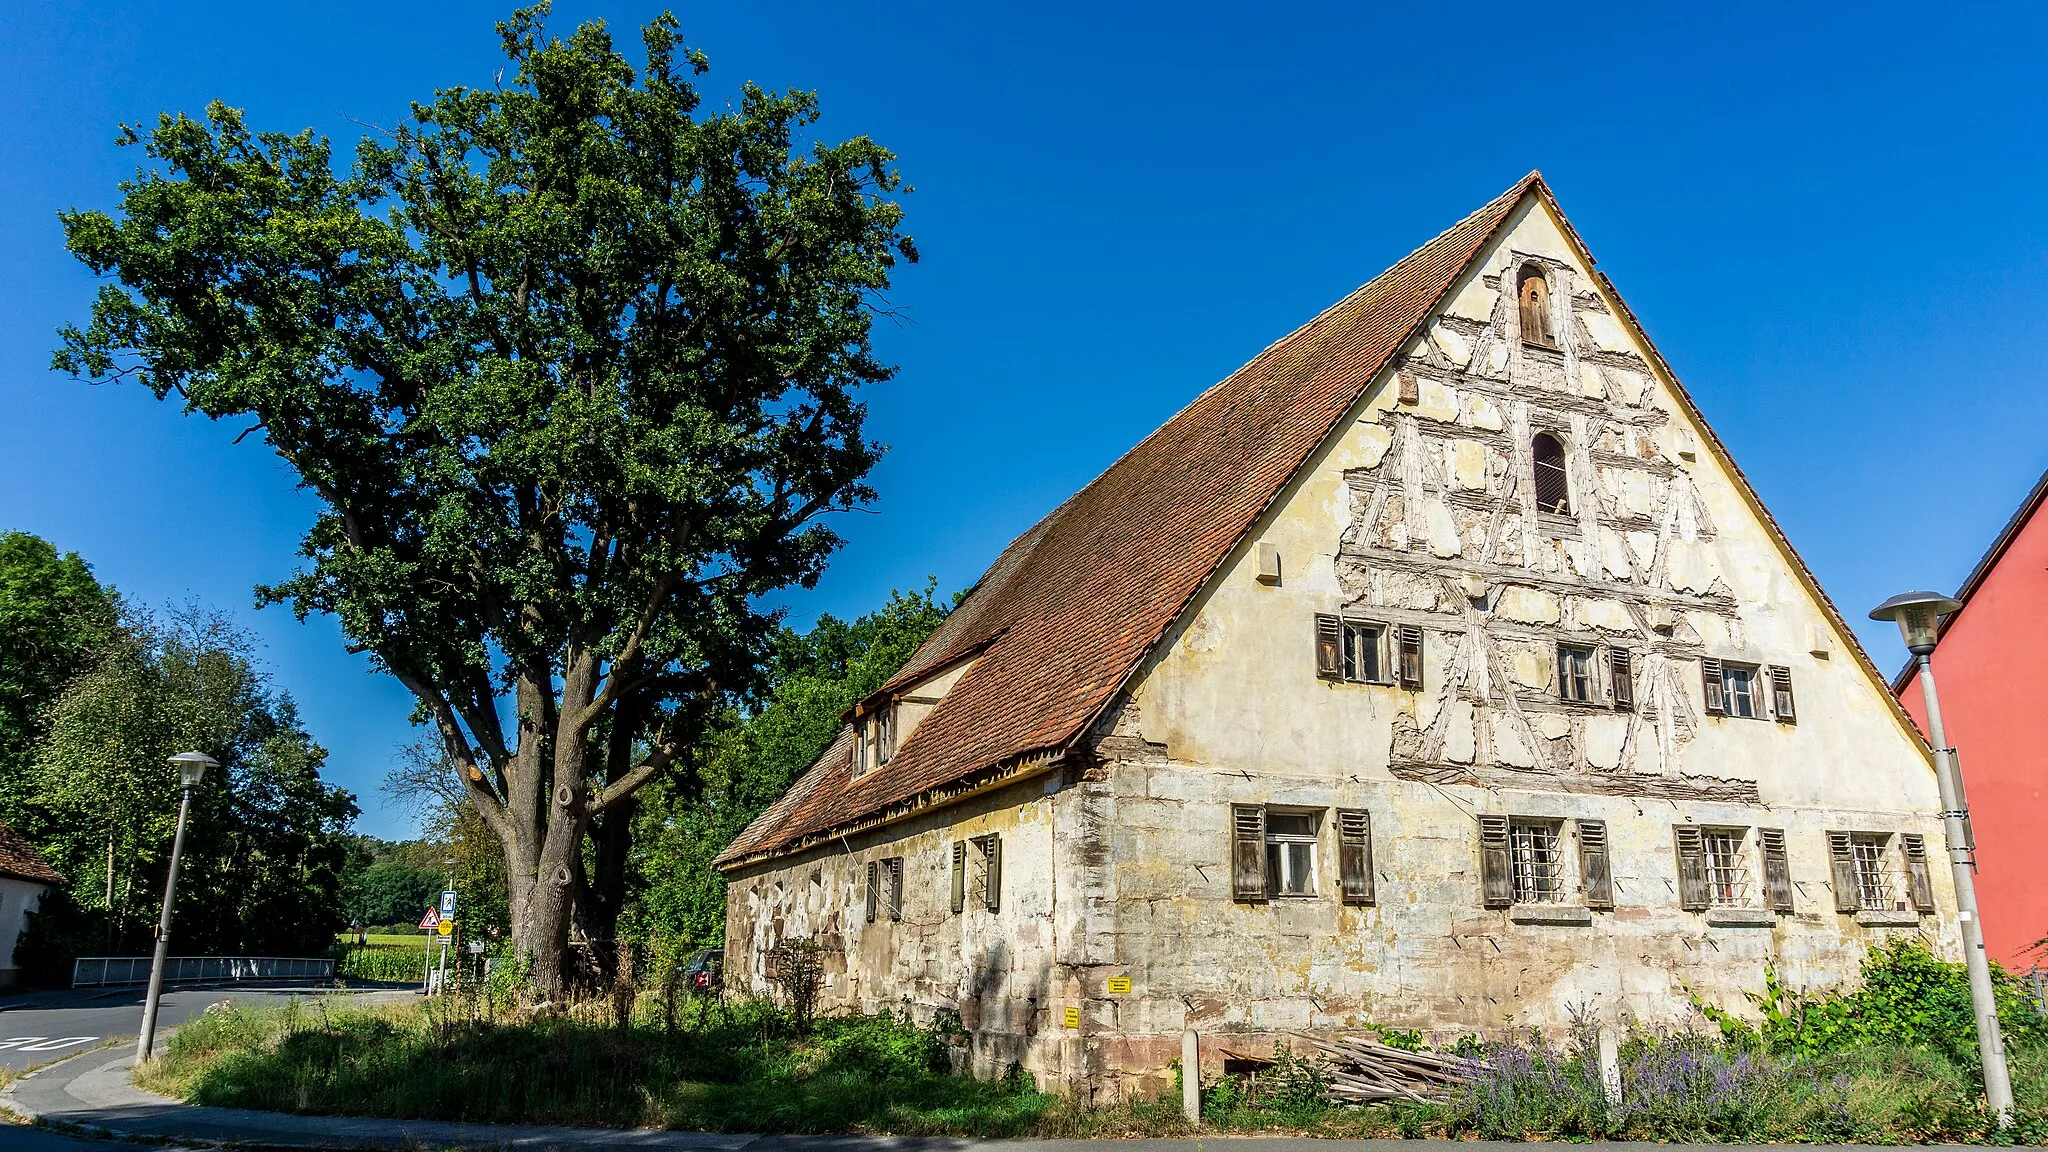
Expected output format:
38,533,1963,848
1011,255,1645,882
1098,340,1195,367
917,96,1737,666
1294,1033,1483,1103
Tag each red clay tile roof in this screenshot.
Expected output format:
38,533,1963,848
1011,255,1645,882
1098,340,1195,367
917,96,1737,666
0,819,64,886
716,173,1544,869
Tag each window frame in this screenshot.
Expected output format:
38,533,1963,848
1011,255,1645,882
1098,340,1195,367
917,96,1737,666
1850,833,1895,912
1508,818,1567,905
1531,431,1571,516
1517,263,1558,349
1701,826,1752,908
1340,619,1387,684
1557,643,1599,704
1722,663,1762,720
1262,808,1322,899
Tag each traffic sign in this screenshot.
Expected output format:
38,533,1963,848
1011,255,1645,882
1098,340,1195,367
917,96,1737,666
441,889,457,916
437,918,454,937
418,908,439,930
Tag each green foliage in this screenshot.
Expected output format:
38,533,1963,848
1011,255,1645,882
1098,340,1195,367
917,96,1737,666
0,531,118,808
633,584,950,944
1696,939,2048,1068
141,996,1046,1136
13,605,357,979
54,2,916,979
342,860,441,927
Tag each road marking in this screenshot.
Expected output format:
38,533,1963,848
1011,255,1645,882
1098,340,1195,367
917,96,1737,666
20,1036,96,1052
0,1037,47,1050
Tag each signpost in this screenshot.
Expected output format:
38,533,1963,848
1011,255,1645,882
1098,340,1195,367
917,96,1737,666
435,891,457,993
418,907,439,993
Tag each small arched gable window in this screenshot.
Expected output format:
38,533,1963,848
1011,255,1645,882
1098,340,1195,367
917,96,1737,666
1517,264,1556,349
1532,432,1570,516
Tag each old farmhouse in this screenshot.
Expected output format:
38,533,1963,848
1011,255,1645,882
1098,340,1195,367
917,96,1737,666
717,174,1956,1098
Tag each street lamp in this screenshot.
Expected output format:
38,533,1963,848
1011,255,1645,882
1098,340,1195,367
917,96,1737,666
136,750,216,1063
1869,591,2012,1123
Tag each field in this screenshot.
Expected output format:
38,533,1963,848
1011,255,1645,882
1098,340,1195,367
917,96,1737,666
334,933,442,984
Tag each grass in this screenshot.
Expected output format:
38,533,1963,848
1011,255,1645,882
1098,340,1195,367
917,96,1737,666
332,934,442,984
133,977,2048,1142
138,996,1056,1136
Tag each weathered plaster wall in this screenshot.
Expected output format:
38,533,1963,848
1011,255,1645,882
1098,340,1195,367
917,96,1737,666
0,877,49,987
1101,195,1956,1094
724,772,1107,1090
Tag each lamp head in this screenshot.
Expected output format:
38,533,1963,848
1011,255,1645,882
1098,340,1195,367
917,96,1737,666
1869,591,1962,656
167,750,218,789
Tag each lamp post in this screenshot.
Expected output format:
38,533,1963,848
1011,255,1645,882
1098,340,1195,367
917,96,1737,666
136,750,215,1063
1869,591,2012,1123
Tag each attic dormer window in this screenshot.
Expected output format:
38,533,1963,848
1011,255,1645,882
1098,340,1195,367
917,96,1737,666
1532,431,1570,515
1517,264,1556,349
876,706,895,766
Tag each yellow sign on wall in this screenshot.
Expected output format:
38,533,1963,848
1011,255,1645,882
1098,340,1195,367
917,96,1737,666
1106,976,1131,995
1062,1006,1081,1029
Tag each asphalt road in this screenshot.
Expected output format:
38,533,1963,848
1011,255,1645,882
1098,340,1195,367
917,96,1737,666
0,981,400,1072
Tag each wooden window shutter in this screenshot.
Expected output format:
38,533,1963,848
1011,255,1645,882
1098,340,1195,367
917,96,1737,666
1701,657,1726,715
1903,833,1935,912
1577,819,1613,909
1337,809,1375,906
1827,832,1859,913
865,861,879,923
1609,649,1634,712
1397,626,1424,689
1231,805,1268,903
1769,666,1796,723
1759,828,1794,912
1674,826,1710,911
950,842,966,914
1479,815,1513,908
887,857,904,922
1314,615,1342,681
984,836,1003,913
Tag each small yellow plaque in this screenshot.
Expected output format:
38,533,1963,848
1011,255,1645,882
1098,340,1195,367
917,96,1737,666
438,918,454,936
1106,976,1131,995
1063,1006,1081,1029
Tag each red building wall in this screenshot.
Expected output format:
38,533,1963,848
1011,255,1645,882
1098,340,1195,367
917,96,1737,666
1897,493,2048,967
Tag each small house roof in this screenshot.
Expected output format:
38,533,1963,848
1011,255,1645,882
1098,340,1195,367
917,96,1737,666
0,820,64,886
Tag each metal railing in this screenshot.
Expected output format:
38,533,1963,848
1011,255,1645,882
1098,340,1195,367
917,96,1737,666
72,955,334,988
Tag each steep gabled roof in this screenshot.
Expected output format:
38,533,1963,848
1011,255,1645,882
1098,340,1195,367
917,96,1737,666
715,173,1543,869
1891,465,2048,693
0,820,64,886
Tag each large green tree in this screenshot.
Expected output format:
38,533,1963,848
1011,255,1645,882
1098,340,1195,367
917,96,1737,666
635,585,950,945
56,5,914,988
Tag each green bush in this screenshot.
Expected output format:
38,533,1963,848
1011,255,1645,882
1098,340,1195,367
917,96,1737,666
1700,939,2048,1068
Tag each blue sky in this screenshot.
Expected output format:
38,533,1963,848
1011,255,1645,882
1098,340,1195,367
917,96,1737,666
4,3,2044,838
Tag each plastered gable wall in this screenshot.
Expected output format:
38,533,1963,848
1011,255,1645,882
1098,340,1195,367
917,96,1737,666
1098,195,1954,1085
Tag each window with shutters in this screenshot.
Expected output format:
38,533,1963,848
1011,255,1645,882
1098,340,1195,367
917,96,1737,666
884,856,904,921
1518,264,1557,349
1557,644,1598,704
1532,432,1571,515
1315,615,1409,686
1609,648,1635,712
1264,810,1321,897
1509,819,1566,904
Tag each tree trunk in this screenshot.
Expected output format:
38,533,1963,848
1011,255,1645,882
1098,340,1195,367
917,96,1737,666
572,796,636,980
